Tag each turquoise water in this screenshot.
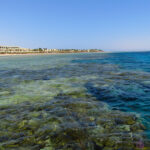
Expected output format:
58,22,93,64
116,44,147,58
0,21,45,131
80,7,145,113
0,52,150,149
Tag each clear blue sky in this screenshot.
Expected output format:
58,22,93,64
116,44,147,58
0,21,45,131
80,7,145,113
0,0,150,51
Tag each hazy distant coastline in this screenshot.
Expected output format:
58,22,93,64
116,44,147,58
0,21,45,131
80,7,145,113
0,46,103,55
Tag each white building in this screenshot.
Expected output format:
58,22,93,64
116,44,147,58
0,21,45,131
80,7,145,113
0,46,30,52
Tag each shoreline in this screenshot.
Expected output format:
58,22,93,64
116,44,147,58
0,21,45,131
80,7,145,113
0,52,105,56
0,51,149,57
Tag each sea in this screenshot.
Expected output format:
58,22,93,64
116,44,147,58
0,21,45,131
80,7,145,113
0,52,150,149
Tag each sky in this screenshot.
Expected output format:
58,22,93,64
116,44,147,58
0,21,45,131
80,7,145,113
0,0,150,51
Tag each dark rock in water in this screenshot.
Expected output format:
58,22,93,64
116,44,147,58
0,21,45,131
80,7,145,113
115,118,125,125
42,76,50,80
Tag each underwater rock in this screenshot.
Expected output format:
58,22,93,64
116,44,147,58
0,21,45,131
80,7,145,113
0,91,12,96
28,119,41,129
41,147,54,150
131,123,146,132
104,136,118,147
118,125,130,132
29,111,41,118
0,93,148,149
103,147,113,150
18,120,28,129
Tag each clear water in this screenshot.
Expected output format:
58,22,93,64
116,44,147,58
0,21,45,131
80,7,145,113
0,52,150,149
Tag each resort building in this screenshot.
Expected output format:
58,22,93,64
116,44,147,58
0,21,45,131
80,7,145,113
0,46,30,53
0,46,103,54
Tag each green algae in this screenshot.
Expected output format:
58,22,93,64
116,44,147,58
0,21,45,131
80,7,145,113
0,76,98,106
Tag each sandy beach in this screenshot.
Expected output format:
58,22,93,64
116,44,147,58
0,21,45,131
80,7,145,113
0,52,104,56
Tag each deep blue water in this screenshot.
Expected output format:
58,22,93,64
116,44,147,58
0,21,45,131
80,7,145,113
73,52,150,71
0,52,150,149
73,52,150,136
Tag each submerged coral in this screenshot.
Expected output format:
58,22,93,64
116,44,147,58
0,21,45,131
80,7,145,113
0,53,150,149
0,94,148,149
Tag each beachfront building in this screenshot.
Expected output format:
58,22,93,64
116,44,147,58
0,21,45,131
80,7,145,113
0,46,103,54
0,46,30,53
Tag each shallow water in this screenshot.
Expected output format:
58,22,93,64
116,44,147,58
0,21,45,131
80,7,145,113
0,52,150,149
